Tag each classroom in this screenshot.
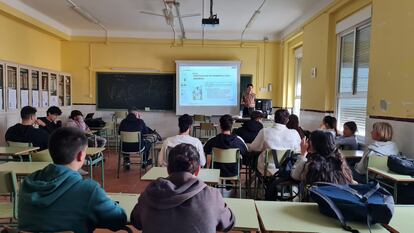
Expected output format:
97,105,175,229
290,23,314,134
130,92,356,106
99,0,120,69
0,0,413,232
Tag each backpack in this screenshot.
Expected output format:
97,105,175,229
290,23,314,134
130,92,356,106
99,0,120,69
309,182,394,233
387,155,414,176
272,150,297,179
85,118,106,128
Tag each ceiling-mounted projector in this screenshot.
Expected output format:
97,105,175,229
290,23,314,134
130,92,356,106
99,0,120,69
202,17,219,25
202,0,219,26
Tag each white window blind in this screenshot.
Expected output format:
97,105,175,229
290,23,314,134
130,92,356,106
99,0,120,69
293,54,302,117
337,24,371,136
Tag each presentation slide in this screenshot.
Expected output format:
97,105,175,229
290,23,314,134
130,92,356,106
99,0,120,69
179,65,238,106
176,61,241,116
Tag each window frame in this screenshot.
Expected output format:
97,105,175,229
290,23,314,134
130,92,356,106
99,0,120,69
335,20,371,136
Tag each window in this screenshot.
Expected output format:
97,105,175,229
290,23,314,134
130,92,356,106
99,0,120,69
293,47,303,117
337,23,371,136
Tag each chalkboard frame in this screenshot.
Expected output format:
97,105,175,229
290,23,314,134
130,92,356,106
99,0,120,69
96,72,176,111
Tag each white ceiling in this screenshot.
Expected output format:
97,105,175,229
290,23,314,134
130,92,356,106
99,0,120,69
4,0,333,40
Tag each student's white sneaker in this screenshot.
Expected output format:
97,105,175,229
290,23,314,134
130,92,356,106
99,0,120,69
78,168,89,176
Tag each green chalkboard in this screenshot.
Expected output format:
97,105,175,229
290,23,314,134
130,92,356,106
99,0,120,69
97,72,175,111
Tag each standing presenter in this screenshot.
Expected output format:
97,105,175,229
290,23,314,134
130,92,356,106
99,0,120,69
241,84,256,117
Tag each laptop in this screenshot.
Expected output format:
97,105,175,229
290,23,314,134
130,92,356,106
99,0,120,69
85,113,94,120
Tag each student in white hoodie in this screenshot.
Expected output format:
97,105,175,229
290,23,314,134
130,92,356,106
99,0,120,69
158,114,206,167
354,122,399,181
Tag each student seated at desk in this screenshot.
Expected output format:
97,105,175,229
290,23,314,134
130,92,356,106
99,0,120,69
131,143,235,233
18,127,127,233
320,115,339,137
354,122,399,182
158,114,205,167
233,110,263,143
291,131,354,186
286,114,306,139
250,109,301,176
118,107,154,169
37,106,62,134
66,110,107,148
204,114,248,177
5,106,49,150
336,121,358,150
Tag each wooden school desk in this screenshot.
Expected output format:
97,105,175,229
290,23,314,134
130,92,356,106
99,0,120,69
141,167,220,185
341,150,364,159
0,162,50,176
224,198,260,232
0,146,40,161
108,193,139,222
255,201,387,233
107,193,260,232
368,166,414,202
386,205,414,233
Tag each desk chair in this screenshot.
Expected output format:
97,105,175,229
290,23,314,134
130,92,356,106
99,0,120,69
197,123,217,144
212,148,242,198
0,171,18,222
254,149,298,200
31,150,53,162
6,141,33,162
113,111,127,151
118,131,146,178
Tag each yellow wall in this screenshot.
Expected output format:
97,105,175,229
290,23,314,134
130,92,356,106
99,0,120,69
368,0,414,119
0,6,62,71
281,33,303,108
300,0,372,112
62,39,281,104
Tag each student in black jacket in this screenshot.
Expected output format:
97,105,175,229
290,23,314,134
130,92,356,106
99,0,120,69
37,106,62,134
118,107,153,169
5,106,49,150
234,111,263,143
204,114,248,177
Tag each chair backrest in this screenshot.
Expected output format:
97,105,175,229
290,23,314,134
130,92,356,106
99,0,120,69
120,131,142,153
0,171,18,219
199,123,217,138
114,111,127,119
232,122,243,130
212,148,240,164
194,114,206,122
31,150,53,162
262,149,288,176
7,141,32,147
367,155,389,171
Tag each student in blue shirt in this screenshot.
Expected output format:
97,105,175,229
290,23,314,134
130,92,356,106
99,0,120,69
18,127,127,233
336,121,358,150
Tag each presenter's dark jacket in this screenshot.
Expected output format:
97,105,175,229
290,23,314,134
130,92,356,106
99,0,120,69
233,120,263,143
5,124,49,150
118,113,152,152
38,117,62,134
204,134,248,177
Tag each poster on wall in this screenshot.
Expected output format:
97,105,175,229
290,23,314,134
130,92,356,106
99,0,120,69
42,91,49,107
21,90,29,107
32,90,39,107
8,89,17,109
50,96,58,106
